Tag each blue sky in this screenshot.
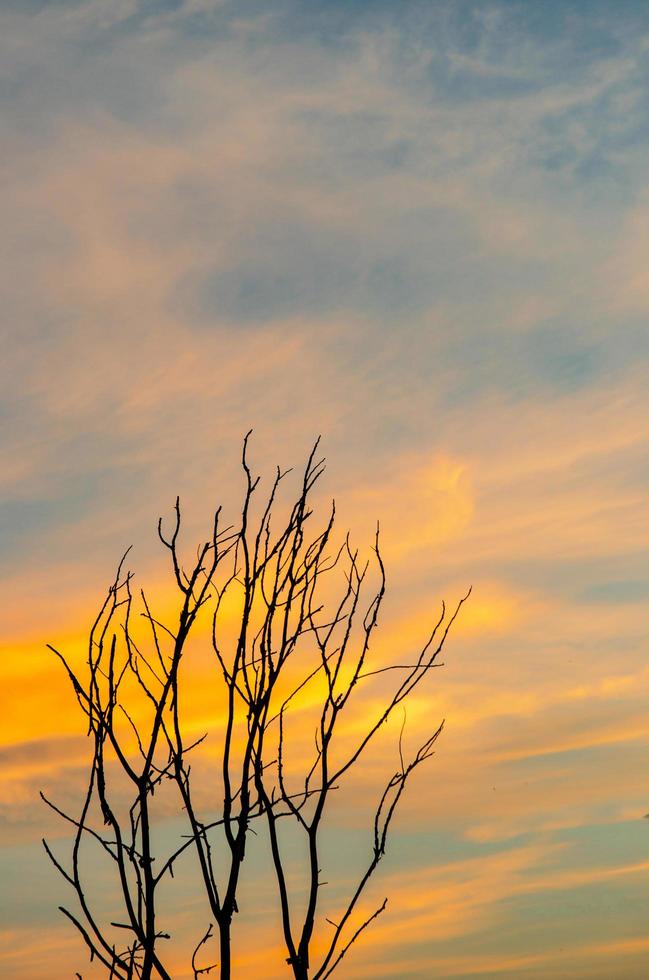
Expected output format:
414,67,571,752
2,2,649,978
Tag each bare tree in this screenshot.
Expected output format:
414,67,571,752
43,436,468,979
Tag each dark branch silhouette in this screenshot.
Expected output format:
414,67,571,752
43,437,468,979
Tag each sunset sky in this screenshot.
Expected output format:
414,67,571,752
2,1,649,977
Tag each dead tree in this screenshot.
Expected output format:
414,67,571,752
43,436,468,979
41,509,239,979
237,468,469,980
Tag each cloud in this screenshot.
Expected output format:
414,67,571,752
2,2,649,976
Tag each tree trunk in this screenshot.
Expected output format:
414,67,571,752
219,921,231,980
140,944,154,980
290,954,309,980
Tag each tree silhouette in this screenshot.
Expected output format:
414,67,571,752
43,437,469,979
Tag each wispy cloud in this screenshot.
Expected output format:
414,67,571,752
3,0,649,976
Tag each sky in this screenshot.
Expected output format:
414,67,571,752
1,0,649,977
